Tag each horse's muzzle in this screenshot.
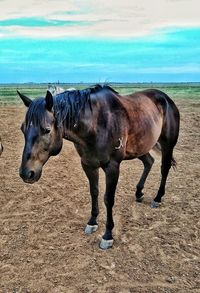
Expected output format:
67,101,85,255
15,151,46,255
19,167,41,184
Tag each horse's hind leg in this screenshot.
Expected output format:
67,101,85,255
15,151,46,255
81,162,99,234
151,146,173,208
135,153,154,202
151,95,179,208
152,111,179,207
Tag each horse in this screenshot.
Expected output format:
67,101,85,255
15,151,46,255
47,85,65,96
17,85,180,249
0,137,3,156
47,85,76,96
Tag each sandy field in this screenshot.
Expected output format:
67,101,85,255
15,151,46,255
0,98,199,293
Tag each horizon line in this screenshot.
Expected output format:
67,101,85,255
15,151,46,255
0,81,200,85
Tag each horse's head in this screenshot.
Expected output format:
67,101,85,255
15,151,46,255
18,90,63,183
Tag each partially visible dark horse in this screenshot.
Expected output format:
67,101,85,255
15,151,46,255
0,137,3,156
18,85,180,249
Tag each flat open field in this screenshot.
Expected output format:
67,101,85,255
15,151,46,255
0,84,200,292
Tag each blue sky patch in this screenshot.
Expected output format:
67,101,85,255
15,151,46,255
0,1,199,84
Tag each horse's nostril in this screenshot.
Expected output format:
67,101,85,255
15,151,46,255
28,170,35,179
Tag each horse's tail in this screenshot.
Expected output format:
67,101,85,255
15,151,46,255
152,143,177,170
171,156,177,170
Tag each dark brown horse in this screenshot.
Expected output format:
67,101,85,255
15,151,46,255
0,136,3,156
18,85,180,249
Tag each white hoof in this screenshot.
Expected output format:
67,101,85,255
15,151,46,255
84,224,98,234
99,238,114,250
151,200,161,208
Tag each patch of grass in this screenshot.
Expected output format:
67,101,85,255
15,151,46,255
114,83,200,100
0,83,200,105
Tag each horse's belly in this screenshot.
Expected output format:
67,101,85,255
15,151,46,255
125,118,162,158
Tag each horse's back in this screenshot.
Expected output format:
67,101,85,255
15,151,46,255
118,90,165,125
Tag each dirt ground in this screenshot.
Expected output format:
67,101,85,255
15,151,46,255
0,99,200,293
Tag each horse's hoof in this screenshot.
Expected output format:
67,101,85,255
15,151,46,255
136,195,144,202
151,200,161,208
84,224,98,234
99,238,114,250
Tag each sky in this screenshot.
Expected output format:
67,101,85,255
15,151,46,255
0,0,200,83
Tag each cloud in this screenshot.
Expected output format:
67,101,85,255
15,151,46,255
0,0,200,38
0,17,93,27
0,0,76,20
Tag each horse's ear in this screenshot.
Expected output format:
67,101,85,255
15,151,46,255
45,90,53,112
17,90,32,107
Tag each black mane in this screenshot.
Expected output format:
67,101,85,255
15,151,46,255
53,84,118,128
90,84,118,95
25,84,118,129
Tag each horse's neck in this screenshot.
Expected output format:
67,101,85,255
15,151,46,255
62,106,92,144
63,128,86,146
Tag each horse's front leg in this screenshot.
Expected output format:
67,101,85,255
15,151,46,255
100,160,120,249
81,161,99,234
